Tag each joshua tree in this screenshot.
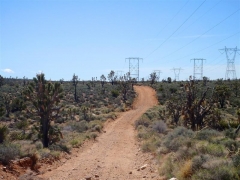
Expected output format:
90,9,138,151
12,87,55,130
23,73,64,147
0,75,4,87
119,73,131,102
149,72,158,86
214,84,230,108
231,79,240,97
0,93,12,117
166,78,214,131
108,70,115,85
100,74,106,88
72,73,79,102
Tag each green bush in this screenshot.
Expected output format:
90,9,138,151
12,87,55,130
135,117,151,128
71,120,88,133
192,165,239,180
194,129,221,141
161,127,194,152
0,143,21,165
0,125,9,143
152,120,167,134
111,90,119,98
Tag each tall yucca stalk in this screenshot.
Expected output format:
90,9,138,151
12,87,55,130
23,73,63,147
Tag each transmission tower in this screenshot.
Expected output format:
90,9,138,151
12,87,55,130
219,46,240,80
191,58,205,80
125,57,143,81
153,70,162,82
115,71,123,78
171,68,183,81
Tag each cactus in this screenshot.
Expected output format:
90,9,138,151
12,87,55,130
23,73,64,147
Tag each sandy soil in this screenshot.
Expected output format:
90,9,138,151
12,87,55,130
36,85,160,180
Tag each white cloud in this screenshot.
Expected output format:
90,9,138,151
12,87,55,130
2,68,14,73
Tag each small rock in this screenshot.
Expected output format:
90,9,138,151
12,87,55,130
95,174,99,178
3,167,6,171
169,178,178,180
129,171,132,174
85,177,91,180
140,164,148,170
143,176,146,178
48,169,51,171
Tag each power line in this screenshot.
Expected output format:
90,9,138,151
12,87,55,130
167,31,240,63
144,0,207,59
176,0,223,37
158,8,240,63
155,0,190,38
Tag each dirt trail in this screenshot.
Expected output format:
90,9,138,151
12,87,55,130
40,86,159,180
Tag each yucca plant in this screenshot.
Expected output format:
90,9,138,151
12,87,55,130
23,73,64,147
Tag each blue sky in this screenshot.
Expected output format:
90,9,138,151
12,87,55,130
0,0,240,81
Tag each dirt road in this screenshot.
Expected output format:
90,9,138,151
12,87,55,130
40,86,159,180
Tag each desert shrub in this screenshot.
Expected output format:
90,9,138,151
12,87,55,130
70,139,82,148
225,128,237,139
161,127,194,152
35,141,43,150
232,154,240,167
159,156,174,179
111,90,119,97
191,154,208,171
221,138,237,150
71,120,88,133
197,142,225,157
135,117,151,128
177,159,193,179
15,119,29,130
141,141,155,152
194,129,221,141
38,148,51,158
152,120,167,134
0,125,9,143
90,132,98,140
191,165,239,180
49,143,71,154
9,131,27,141
0,143,21,165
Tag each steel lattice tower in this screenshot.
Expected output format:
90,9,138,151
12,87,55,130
219,46,240,80
191,58,205,80
171,68,183,81
125,57,142,81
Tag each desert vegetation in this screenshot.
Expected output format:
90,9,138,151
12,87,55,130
136,77,240,179
1,72,240,179
0,71,135,171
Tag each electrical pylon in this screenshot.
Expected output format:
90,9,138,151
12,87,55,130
219,46,240,80
125,57,143,81
171,68,183,81
153,70,162,82
115,71,123,78
191,58,205,80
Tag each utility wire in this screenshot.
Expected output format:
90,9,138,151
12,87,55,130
144,0,207,59
158,8,240,63
155,0,189,37
170,31,240,63
176,0,223,37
